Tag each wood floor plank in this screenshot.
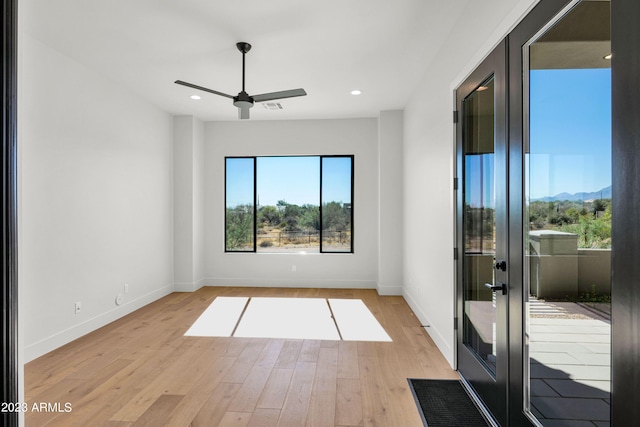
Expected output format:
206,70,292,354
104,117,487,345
99,422,133,427
134,394,184,427
391,298,422,327
222,337,252,357
27,358,135,426
305,347,338,427
320,339,339,349
273,340,303,369
160,355,237,426
337,341,360,379
24,286,458,427
375,342,427,426
358,355,392,427
248,408,281,427
222,339,269,383
356,341,377,357
298,340,321,362
45,356,157,426
227,339,285,412
335,378,363,426
401,325,460,379
218,411,252,427
191,382,242,427
256,368,294,410
25,378,85,427
108,342,225,422
277,361,317,427
161,340,231,395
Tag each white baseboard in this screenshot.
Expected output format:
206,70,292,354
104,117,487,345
205,277,377,289
24,284,174,362
376,284,402,295
402,288,455,368
174,278,205,292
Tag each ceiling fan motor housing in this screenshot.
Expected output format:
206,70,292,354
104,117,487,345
233,91,254,109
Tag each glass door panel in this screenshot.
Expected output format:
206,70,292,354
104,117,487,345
456,40,508,426
524,1,611,425
463,77,497,375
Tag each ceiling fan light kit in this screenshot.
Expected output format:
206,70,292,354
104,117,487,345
175,42,307,120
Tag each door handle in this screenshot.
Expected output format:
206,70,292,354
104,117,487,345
484,282,507,295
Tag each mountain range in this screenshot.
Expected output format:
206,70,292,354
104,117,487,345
533,185,612,202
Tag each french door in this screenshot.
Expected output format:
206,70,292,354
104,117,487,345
455,40,509,426
456,0,612,425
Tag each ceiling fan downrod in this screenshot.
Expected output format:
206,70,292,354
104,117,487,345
236,42,251,93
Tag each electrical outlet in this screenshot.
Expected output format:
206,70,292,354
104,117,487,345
124,283,129,294
291,265,296,272
74,301,81,315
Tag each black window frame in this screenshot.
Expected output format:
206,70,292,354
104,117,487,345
224,156,257,253
224,155,354,254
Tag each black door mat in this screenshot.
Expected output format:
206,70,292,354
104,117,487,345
408,379,490,427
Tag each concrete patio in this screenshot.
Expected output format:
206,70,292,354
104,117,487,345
528,298,611,427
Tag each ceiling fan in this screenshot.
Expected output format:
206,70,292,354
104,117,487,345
175,42,307,119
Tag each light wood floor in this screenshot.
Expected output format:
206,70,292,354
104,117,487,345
25,287,458,426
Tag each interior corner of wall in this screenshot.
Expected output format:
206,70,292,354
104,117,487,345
376,282,402,296
173,279,205,292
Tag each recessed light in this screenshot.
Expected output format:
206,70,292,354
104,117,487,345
603,53,612,60
350,89,362,96
190,95,201,100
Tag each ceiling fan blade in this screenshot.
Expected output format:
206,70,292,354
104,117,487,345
174,80,234,99
252,88,307,103
238,107,250,120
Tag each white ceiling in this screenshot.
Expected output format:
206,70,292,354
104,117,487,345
22,0,468,121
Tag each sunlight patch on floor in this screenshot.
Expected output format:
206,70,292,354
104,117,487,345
235,297,340,340
184,296,248,337
185,296,392,342
329,299,392,342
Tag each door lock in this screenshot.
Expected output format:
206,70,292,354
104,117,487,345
494,260,507,271
484,282,508,295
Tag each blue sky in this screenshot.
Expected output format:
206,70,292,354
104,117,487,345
529,68,611,199
226,158,254,207
320,157,352,205
226,156,352,207
257,157,319,206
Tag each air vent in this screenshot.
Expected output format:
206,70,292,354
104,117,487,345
262,102,283,110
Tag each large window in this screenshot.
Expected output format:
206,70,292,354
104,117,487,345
225,156,354,253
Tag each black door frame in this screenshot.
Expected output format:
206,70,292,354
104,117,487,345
611,0,640,424
506,0,574,425
2,0,19,426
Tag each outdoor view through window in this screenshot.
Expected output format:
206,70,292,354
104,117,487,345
225,156,353,253
525,1,611,425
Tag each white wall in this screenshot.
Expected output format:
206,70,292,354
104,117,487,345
378,111,404,294
19,35,174,361
401,0,539,367
204,119,383,290
173,116,205,291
